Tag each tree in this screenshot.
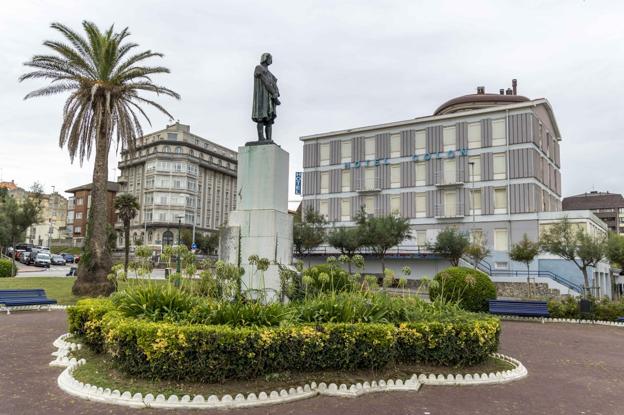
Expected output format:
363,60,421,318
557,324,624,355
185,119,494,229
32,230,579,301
606,232,624,270
180,228,193,249
327,226,363,273
114,193,139,277
0,184,43,275
509,233,540,297
429,227,470,267
356,210,410,272
465,238,490,270
293,207,327,267
201,232,220,255
20,22,179,296
540,218,606,297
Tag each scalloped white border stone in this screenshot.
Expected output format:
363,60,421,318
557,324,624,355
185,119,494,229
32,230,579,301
51,334,528,409
1,304,69,315
499,315,624,328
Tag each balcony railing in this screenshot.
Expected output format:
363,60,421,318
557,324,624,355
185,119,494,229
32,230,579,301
434,203,465,219
354,177,382,193
434,169,465,187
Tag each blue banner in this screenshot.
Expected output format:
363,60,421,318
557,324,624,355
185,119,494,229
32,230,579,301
295,172,302,195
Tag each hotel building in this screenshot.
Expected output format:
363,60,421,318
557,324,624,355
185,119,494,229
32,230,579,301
300,82,611,297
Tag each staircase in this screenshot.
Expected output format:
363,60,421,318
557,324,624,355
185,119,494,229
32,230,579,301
460,257,584,294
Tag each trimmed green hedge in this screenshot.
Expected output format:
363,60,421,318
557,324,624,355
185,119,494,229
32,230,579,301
69,298,500,382
429,267,497,312
0,258,16,278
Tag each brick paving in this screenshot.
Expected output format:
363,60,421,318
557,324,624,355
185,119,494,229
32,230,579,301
1,310,623,415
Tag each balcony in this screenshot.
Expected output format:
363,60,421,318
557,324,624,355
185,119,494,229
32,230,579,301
354,177,382,193
434,203,465,219
434,169,464,187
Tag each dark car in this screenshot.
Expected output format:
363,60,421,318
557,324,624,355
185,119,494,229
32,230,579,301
51,254,66,266
61,253,76,263
33,252,51,267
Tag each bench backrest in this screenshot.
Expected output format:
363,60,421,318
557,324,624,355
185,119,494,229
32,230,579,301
0,289,48,299
489,299,549,315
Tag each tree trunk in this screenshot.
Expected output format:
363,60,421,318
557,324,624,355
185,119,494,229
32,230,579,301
72,117,115,296
526,263,531,298
380,253,385,273
581,267,590,298
124,219,130,276
11,237,16,277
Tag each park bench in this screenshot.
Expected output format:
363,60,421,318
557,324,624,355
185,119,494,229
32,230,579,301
488,299,550,317
0,289,57,314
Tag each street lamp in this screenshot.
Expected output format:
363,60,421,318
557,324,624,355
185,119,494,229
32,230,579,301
176,215,183,274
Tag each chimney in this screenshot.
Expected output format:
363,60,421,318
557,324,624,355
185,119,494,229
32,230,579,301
499,89,505,95
506,88,512,95
512,79,517,95
476,86,485,95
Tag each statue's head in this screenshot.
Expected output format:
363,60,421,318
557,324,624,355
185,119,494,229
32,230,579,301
260,53,272,65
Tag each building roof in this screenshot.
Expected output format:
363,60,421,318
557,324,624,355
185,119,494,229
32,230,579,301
433,93,530,115
562,191,624,210
65,181,120,194
0,180,17,190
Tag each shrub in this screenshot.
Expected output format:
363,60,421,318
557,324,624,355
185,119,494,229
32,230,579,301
67,298,115,352
187,301,292,327
111,283,198,322
548,297,624,321
0,258,16,278
429,267,496,312
300,264,354,296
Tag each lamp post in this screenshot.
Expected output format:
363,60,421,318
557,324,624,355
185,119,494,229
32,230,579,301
468,161,476,228
176,215,183,274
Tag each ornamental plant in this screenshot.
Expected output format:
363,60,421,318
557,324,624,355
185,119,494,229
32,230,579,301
429,266,496,312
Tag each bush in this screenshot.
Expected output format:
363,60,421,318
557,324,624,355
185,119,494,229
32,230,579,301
187,301,292,327
67,298,115,352
300,264,354,296
0,258,16,278
548,297,624,321
429,267,496,312
111,283,199,322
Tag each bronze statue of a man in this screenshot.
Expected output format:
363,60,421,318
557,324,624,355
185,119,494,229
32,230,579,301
252,53,280,141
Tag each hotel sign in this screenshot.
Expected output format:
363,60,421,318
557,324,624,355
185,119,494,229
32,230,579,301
342,148,469,170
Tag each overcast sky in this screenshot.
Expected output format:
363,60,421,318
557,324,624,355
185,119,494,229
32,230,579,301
1,0,623,203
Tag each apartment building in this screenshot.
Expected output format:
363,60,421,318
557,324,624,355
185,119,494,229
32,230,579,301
563,191,624,234
65,182,119,245
116,122,237,248
300,82,611,297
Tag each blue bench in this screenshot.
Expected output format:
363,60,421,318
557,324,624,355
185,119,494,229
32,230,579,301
0,289,57,314
489,299,550,317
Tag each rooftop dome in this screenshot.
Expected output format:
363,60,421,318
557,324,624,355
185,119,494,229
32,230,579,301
434,79,529,115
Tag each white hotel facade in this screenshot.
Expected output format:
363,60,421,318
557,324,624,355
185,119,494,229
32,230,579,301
300,85,611,297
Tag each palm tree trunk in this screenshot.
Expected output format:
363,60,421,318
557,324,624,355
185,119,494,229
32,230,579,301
72,117,115,296
124,219,130,276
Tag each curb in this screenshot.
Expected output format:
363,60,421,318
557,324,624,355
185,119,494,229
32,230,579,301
499,315,624,327
2,304,69,315
51,334,527,409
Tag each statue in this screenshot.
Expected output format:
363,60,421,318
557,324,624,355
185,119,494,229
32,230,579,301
252,53,280,142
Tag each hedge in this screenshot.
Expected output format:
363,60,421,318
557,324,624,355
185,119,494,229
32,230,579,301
0,258,16,278
69,299,500,382
429,267,497,312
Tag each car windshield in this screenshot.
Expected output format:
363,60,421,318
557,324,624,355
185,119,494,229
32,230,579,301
53,255,63,259
37,254,50,259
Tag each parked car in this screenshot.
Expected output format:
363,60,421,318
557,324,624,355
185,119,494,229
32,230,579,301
60,253,75,263
20,252,32,264
14,249,25,261
33,252,51,268
51,255,66,266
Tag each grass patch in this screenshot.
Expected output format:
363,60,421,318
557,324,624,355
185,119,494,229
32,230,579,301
0,277,166,305
50,246,82,255
71,347,513,397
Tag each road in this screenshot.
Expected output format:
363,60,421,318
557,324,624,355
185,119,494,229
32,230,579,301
15,262,167,279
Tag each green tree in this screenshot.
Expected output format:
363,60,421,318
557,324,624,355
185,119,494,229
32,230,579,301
327,226,362,273
20,22,179,296
429,227,470,267
356,210,410,272
606,232,624,270
509,233,540,297
540,218,606,297
114,193,140,277
180,228,193,249
293,207,327,267
0,184,44,275
201,232,220,255
464,238,490,270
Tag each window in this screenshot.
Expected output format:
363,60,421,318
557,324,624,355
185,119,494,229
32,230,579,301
146,177,154,188
390,164,401,188
443,126,456,151
364,167,376,190
468,156,481,182
167,133,177,141
173,179,182,189
390,134,401,157
492,119,506,146
494,228,509,251
443,158,456,184
470,229,484,244
174,162,183,172
144,194,153,205
341,170,351,192
144,210,152,222
494,187,507,213
340,140,351,163
365,137,375,159
390,196,400,216
415,162,426,186
75,212,83,220
415,230,427,247
363,196,375,215
164,146,171,153
415,131,426,153
319,200,329,218
74,226,82,234
470,189,481,215
320,172,329,194
341,198,351,221
493,153,506,180
175,146,182,154
468,122,481,149
444,190,458,217
319,143,330,166
415,193,426,218
76,197,83,206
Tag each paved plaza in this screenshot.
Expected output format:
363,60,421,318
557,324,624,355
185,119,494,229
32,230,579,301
1,311,623,415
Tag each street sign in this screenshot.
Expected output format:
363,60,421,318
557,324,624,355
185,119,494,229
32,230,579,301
191,243,198,250
295,172,302,195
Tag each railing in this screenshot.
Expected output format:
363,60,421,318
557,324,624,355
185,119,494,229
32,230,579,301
461,256,584,294
434,203,465,218
434,169,465,186
297,245,440,258
354,177,382,193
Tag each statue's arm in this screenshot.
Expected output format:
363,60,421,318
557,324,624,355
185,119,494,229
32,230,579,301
258,69,279,97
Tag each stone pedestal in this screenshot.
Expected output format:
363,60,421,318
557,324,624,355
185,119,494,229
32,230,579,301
219,143,293,298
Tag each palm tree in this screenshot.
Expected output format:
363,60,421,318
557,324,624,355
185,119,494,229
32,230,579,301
114,193,140,278
20,22,180,296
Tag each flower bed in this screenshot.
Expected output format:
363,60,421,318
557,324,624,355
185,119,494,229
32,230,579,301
69,298,500,383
